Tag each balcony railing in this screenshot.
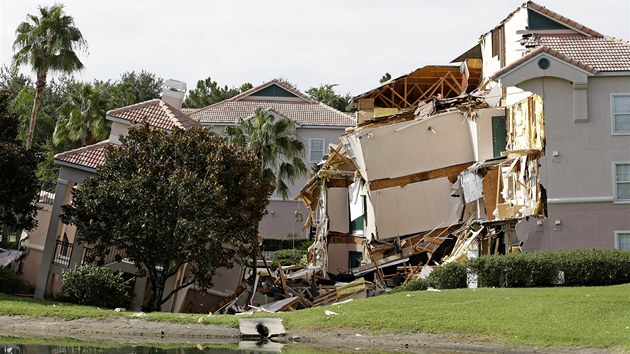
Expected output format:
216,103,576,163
53,240,73,267
82,245,128,266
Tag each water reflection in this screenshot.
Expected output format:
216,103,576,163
0,344,243,354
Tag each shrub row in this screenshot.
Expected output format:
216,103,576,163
272,249,307,270
0,267,30,295
394,249,630,291
62,265,133,309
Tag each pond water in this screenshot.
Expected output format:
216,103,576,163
0,342,282,354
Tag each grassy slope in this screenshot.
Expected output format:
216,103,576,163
1,284,629,350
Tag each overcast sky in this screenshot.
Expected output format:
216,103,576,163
1,1,629,96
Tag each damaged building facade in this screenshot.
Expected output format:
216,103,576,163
299,94,545,281
298,1,630,281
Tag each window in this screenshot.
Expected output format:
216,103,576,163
614,163,630,202
309,138,325,163
612,94,630,134
615,231,630,250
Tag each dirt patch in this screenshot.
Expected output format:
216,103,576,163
0,315,613,353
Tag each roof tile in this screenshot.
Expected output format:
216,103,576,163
54,140,114,171
107,99,200,131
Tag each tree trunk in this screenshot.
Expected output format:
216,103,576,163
149,278,165,312
247,240,258,308
1,226,9,249
26,73,47,150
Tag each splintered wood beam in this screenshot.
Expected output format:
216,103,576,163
368,162,473,191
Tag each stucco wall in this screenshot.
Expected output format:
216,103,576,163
518,202,630,250
514,75,630,250
327,243,362,274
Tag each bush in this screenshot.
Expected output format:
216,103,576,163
62,265,132,309
0,267,30,294
391,277,428,293
272,249,306,270
468,249,630,288
426,262,468,289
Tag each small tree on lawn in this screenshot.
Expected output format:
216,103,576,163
0,89,39,248
62,125,273,311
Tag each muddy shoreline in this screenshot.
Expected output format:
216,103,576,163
0,315,612,353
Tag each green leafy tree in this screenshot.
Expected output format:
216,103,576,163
119,71,164,103
53,82,110,148
183,77,252,109
62,125,273,311
0,65,31,96
380,72,391,84
306,84,352,112
225,107,307,200
12,4,87,150
0,90,39,247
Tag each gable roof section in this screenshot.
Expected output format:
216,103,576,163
481,1,601,39
227,79,317,103
188,80,354,127
54,140,114,172
107,99,200,131
527,2,601,37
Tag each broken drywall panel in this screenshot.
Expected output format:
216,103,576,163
340,110,475,182
328,186,350,234
461,170,484,203
370,178,460,240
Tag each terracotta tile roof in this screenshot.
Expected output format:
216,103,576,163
188,100,355,127
492,36,630,80
107,99,200,131
54,140,115,171
539,35,630,72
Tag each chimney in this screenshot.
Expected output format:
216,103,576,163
161,79,187,110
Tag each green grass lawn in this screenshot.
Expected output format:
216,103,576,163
2,284,629,350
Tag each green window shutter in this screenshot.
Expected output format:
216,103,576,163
492,116,507,158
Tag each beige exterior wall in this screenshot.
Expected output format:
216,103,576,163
328,187,350,234
518,202,630,250
259,200,308,239
327,243,363,274
20,204,52,286
513,73,630,250
480,7,527,82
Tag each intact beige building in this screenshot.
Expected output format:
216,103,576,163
466,1,630,250
187,80,355,240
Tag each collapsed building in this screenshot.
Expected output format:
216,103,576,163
297,91,546,286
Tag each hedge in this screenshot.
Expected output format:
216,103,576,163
0,267,30,295
396,249,630,290
62,265,133,309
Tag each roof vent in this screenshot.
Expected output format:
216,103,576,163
161,79,187,110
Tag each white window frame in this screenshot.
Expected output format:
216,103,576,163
614,231,630,250
613,162,630,203
610,93,630,135
309,138,325,163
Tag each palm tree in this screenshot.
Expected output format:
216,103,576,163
225,107,307,307
225,107,308,200
54,82,110,148
12,4,87,150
